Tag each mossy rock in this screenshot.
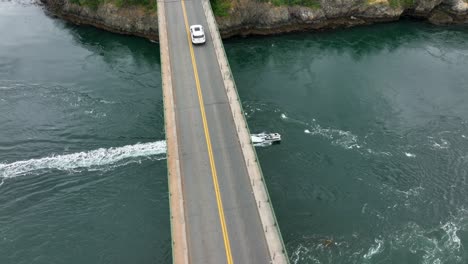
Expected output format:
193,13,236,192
428,10,454,25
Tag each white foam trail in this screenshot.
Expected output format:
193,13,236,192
405,152,416,158
367,149,392,156
0,141,167,179
99,99,115,104
395,186,425,198
281,113,363,150
430,138,450,149
441,221,461,251
253,141,273,147
363,239,384,260
307,123,362,149
361,203,368,214
290,244,321,264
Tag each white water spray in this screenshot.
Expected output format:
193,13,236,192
0,141,167,179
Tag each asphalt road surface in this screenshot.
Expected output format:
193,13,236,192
164,0,272,263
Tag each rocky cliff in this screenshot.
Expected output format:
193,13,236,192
220,0,468,36
42,0,468,40
42,0,159,40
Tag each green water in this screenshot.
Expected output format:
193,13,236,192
2,1,468,263
226,24,468,263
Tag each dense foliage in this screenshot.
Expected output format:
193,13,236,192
210,0,231,17
388,0,415,8
261,0,321,8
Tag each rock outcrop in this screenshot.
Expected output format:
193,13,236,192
42,0,159,40
217,0,468,36
42,0,468,40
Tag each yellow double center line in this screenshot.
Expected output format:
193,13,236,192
180,1,234,263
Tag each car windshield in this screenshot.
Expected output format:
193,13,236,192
194,27,201,31
193,35,204,38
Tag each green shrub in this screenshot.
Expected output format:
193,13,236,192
70,0,104,9
263,0,321,9
114,0,151,7
70,0,156,11
291,0,321,8
210,0,231,17
388,0,414,8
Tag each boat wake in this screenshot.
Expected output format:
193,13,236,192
281,113,363,150
0,141,167,180
0,133,277,181
253,141,273,147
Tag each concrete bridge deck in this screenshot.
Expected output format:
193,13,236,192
158,0,289,263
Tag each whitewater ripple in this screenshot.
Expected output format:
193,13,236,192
0,141,167,179
281,112,363,150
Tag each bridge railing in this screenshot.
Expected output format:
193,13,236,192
201,1,289,262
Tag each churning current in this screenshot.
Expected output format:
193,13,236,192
1,1,468,263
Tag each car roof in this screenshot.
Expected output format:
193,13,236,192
190,25,203,30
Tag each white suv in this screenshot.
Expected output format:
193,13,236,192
190,25,206,45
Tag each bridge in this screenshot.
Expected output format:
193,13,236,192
157,0,289,263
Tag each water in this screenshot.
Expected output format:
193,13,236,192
0,1,170,263
226,22,468,264
2,1,468,263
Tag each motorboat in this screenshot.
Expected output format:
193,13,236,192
251,132,281,145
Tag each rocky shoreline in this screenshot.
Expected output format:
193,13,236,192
41,0,468,41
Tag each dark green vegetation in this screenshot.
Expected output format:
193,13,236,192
388,0,414,8
68,0,232,14
266,0,321,9
210,0,231,17
70,0,157,11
